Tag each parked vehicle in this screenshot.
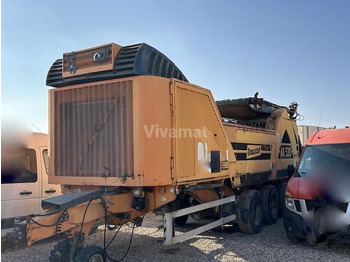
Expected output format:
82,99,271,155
284,127,350,244
8,42,301,261
1,132,61,234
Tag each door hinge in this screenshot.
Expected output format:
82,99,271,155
170,156,174,179
169,81,174,118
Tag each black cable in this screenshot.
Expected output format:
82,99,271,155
29,210,68,227
102,196,145,262
80,199,93,233
126,218,143,228
29,209,61,217
106,225,122,249
126,222,134,228
104,220,136,262
71,198,93,257
29,218,58,228
29,196,94,229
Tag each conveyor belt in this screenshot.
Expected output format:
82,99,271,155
216,97,286,120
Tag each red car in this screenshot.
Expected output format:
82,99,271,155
283,128,350,244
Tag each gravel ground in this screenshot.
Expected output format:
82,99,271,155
2,213,350,262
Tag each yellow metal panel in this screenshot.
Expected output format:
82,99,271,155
173,80,234,183
49,76,173,187
275,118,300,176
133,76,172,186
51,80,134,179
234,128,275,175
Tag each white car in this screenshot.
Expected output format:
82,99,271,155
1,132,61,235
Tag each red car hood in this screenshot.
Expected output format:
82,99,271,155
286,177,324,200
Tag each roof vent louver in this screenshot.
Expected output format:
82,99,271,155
46,43,188,87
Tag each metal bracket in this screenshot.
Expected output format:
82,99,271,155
182,183,223,192
41,190,102,211
163,195,236,245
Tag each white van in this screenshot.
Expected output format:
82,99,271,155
1,132,61,234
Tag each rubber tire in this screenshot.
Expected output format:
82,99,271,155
49,239,70,262
174,196,190,226
75,246,106,262
307,208,327,245
236,190,263,234
260,185,279,225
286,232,305,244
277,181,287,217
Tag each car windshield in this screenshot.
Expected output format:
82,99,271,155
297,143,350,178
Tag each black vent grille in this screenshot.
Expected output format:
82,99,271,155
113,44,140,76
294,200,302,212
47,59,63,85
46,43,188,88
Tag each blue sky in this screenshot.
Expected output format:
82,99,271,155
2,0,350,133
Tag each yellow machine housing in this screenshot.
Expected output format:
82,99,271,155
21,42,300,248
48,77,299,191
